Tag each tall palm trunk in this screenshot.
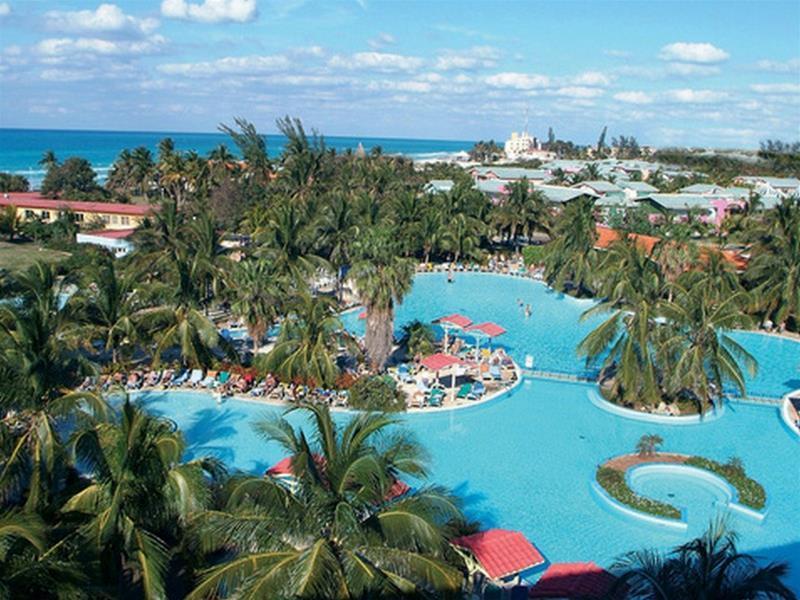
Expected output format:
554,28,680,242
364,306,394,372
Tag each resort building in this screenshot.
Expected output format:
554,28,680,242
636,193,743,228
0,192,155,230
617,180,659,200
424,179,455,194
534,184,598,205
76,229,136,258
735,175,800,198
471,166,550,183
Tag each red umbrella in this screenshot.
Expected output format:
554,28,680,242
434,314,473,350
466,321,507,355
420,353,464,402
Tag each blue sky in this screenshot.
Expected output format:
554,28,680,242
0,0,798,147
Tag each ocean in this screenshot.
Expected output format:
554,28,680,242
0,128,474,189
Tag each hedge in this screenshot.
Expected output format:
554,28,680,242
596,466,681,519
684,456,766,510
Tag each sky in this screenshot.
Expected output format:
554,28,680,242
0,0,798,148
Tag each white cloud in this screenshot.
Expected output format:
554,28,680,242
666,63,720,76
158,54,290,76
434,46,500,71
750,82,800,94
755,58,800,73
0,3,10,17
571,71,612,86
554,86,604,98
161,0,257,23
614,91,653,104
485,72,550,90
659,42,729,64
328,52,422,72
367,32,395,50
665,88,727,103
45,4,159,37
603,49,629,58
368,79,432,93
36,36,166,57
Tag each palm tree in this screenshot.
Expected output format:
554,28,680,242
543,196,598,296
391,190,426,257
745,197,800,329
498,179,550,250
227,259,288,355
259,294,345,387
610,520,795,599
64,399,218,599
84,255,142,365
0,510,86,598
658,286,757,408
255,202,326,283
139,249,233,368
38,150,57,173
420,210,443,265
0,263,109,513
578,239,664,406
188,404,466,599
350,230,416,371
319,194,360,301
440,212,482,265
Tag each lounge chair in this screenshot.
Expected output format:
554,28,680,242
472,381,486,397
171,369,188,386
490,365,502,380
159,369,174,387
144,370,162,387
126,372,143,390
187,369,204,387
216,371,230,387
456,383,473,399
427,388,445,407
199,370,218,388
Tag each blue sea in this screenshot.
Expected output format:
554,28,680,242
0,128,473,189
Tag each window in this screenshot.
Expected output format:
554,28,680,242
101,215,110,224
24,209,35,219
111,215,119,225
121,216,130,225
41,210,50,220
75,212,85,222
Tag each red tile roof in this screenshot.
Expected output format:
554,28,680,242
595,225,659,255
595,224,748,270
266,453,326,477
385,478,411,501
466,322,507,338
453,529,545,580
529,562,617,598
0,192,155,217
420,353,463,371
435,313,473,328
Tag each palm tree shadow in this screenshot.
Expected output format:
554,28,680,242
182,407,241,462
450,481,495,527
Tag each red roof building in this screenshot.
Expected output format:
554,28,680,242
529,562,617,599
0,192,155,230
452,529,545,581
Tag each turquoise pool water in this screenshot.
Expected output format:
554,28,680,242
341,272,800,399
136,273,800,589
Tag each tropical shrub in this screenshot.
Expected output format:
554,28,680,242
596,466,680,519
401,319,436,357
522,243,548,266
347,374,405,412
685,456,766,509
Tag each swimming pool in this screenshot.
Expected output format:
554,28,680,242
136,273,800,590
341,272,800,399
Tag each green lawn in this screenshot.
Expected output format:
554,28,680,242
0,241,71,272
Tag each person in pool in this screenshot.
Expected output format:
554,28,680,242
525,304,532,318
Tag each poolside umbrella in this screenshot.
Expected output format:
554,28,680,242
452,529,545,583
466,322,507,357
420,352,464,402
433,314,472,351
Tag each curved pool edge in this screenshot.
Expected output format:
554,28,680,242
128,370,524,418
589,480,688,532
587,390,725,425
780,391,800,439
628,463,767,524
